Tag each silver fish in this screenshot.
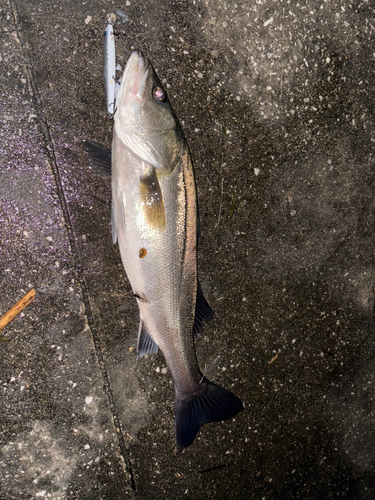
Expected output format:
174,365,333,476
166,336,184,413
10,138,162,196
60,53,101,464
111,51,243,448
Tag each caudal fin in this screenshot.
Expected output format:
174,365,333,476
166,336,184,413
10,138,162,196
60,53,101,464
175,378,243,449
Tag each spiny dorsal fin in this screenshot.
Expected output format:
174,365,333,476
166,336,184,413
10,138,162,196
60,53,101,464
137,319,159,357
83,141,112,178
139,165,166,231
193,283,213,338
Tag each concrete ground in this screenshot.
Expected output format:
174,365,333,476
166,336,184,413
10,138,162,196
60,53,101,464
1,0,374,498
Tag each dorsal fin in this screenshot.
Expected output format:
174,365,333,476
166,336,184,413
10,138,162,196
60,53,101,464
83,141,112,178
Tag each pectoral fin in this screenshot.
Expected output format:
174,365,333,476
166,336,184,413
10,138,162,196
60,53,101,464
140,166,166,231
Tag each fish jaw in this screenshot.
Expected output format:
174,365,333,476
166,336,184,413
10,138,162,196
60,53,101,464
116,51,149,111
114,51,183,173
114,52,149,152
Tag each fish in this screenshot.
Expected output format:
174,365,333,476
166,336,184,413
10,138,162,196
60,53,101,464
87,51,243,448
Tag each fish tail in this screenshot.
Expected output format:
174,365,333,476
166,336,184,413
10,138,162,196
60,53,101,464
175,378,243,449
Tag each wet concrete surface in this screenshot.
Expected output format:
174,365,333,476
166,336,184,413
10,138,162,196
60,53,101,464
1,0,374,498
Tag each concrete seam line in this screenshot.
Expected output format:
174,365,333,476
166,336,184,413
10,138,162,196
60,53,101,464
9,0,136,492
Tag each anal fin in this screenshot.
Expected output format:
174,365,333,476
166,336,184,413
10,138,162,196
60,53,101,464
137,320,159,357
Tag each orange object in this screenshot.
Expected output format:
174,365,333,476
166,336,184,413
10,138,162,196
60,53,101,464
0,289,36,331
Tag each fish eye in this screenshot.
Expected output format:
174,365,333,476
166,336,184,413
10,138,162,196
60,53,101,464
153,87,166,102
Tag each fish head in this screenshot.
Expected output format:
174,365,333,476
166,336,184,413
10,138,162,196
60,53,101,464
114,51,184,173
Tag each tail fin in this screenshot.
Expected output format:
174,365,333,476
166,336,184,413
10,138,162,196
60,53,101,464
175,378,243,449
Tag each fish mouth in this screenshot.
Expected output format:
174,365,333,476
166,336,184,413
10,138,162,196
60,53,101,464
120,50,150,103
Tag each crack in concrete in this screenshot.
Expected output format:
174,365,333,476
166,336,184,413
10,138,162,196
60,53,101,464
9,0,136,492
